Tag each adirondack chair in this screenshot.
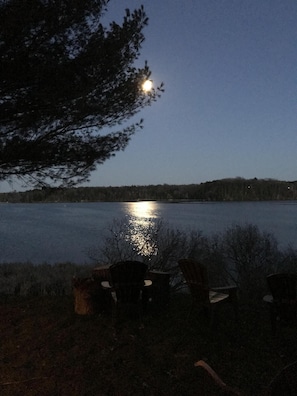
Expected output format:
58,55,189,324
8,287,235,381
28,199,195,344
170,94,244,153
178,258,238,323
195,359,297,395
101,260,152,323
263,273,297,335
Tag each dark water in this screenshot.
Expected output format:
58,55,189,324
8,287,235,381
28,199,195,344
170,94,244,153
0,201,296,264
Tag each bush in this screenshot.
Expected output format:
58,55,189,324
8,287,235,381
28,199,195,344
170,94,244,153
278,245,297,273
211,224,281,299
90,219,294,299
89,217,209,289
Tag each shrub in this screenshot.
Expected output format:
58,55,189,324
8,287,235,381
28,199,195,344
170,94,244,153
277,245,297,273
0,262,94,296
90,219,291,299
217,224,280,299
89,217,209,289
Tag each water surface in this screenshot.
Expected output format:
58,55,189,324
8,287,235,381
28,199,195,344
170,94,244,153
0,201,296,264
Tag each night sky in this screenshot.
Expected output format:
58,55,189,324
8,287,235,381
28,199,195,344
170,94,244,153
89,0,297,187
2,0,296,191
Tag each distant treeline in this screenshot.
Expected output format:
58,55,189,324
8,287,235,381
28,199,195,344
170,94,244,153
1,177,297,203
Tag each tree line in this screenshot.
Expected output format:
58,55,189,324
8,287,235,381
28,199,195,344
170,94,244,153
1,178,297,203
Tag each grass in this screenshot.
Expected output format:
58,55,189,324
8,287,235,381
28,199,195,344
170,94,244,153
0,292,297,395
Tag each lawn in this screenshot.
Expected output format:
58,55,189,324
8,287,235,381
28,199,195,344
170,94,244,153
0,293,296,396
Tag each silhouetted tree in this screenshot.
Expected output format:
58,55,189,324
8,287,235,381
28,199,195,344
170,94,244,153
0,0,163,187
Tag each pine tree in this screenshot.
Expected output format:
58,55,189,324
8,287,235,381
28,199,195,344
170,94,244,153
0,0,163,187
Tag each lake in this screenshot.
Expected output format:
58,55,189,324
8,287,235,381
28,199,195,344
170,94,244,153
0,201,297,264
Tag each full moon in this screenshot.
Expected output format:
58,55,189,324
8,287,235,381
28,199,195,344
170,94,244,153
142,80,153,92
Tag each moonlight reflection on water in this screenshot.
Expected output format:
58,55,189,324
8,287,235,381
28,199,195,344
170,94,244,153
125,201,158,219
125,201,159,257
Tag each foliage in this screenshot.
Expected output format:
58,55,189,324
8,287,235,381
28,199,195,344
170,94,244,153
0,0,163,187
0,262,93,296
89,217,208,288
202,233,231,286
216,224,280,299
278,245,297,273
90,220,295,298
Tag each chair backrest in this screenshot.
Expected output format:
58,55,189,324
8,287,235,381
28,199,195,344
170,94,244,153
266,273,297,325
109,261,148,303
178,259,210,303
266,361,297,396
267,273,297,301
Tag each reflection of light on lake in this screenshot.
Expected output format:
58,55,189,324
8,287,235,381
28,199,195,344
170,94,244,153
127,201,158,219
125,202,158,256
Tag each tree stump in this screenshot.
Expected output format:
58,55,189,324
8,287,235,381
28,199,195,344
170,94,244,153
72,277,104,315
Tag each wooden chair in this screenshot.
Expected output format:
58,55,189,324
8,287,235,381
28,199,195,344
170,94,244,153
195,359,297,395
178,259,238,324
263,273,297,335
101,260,152,324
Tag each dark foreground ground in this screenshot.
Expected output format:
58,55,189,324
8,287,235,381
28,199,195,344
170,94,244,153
0,294,296,396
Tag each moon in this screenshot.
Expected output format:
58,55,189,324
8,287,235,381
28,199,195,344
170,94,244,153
142,80,153,92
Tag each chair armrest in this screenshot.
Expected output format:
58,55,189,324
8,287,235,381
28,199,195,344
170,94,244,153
263,294,273,303
211,286,237,298
101,281,112,289
211,286,238,311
